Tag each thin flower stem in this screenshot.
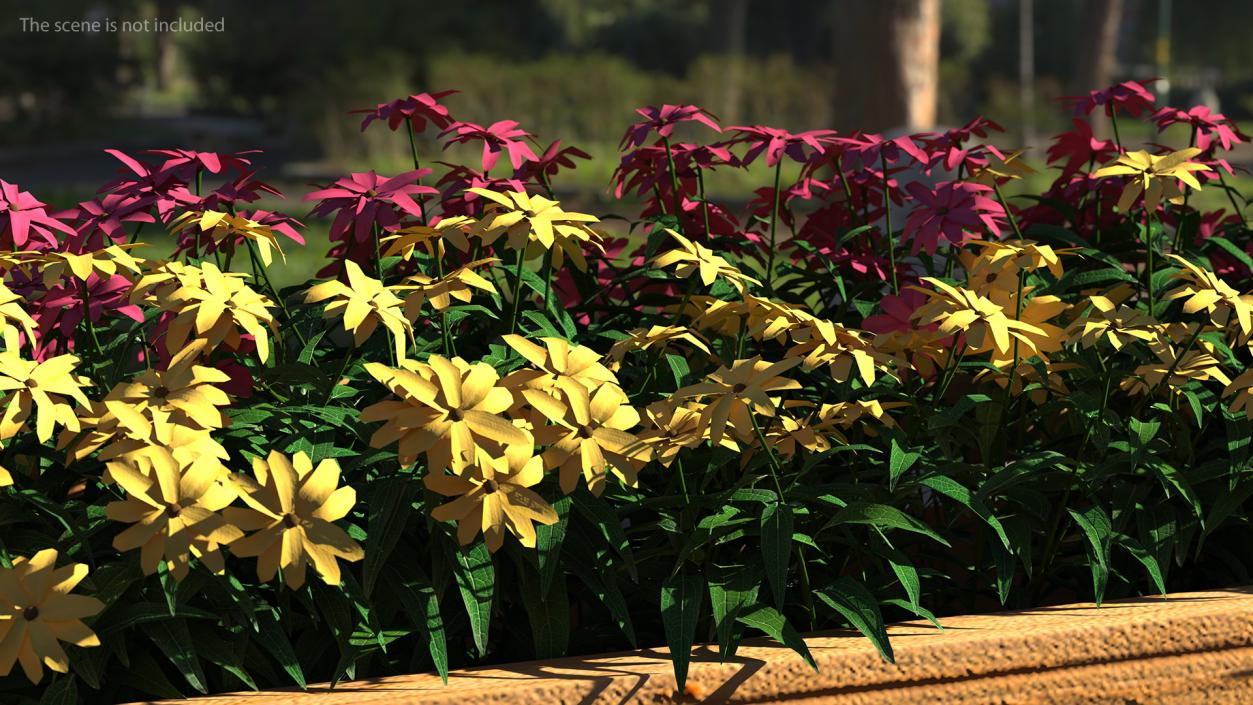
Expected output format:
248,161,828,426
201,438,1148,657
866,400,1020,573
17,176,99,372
540,249,555,316
834,154,860,224
880,153,899,295
508,249,528,336
1138,323,1204,413
372,222,385,280
246,238,308,350
993,182,1025,240
1108,108,1124,152
765,161,783,295
1145,209,1156,317
78,280,105,362
661,137,685,228
1217,170,1247,225
695,166,713,236
407,124,431,227
323,345,355,405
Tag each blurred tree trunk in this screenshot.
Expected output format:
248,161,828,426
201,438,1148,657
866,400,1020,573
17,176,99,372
154,0,178,92
714,0,749,124
1073,0,1123,136
832,0,940,132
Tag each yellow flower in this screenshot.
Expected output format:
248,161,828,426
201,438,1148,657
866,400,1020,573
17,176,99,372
675,357,802,446
1092,148,1211,212
426,445,558,552
33,245,145,287
1066,295,1165,350
813,399,907,437
984,291,1069,364
401,259,498,315
528,384,648,495
606,326,712,369
0,352,91,443
1223,369,1253,420
1120,339,1232,396
225,450,363,589
764,410,838,458
305,260,412,361
637,401,738,468
383,216,475,260
105,339,231,430
171,210,287,265
1163,255,1253,341
362,356,532,472
975,359,1077,405
0,283,36,352
468,189,603,270
145,262,277,363
787,319,888,386
502,335,618,402
963,240,1073,292
972,149,1036,185
652,229,760,293
0,549,102,684
911,278,1045,359
105,446,242,579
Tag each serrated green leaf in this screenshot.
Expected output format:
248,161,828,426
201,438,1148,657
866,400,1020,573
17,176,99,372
830,502,951,546
736,604,816,670
660,573,704,690
363,477,418,597
816,577,894,663
143,618,208,694
761,502,793,609
1068,504,1113,604
453,541,495,658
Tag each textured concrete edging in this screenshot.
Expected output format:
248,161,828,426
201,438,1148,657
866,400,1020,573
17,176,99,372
142,588,1253,704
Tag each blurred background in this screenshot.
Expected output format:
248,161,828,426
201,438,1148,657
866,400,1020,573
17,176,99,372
0,0,1249,280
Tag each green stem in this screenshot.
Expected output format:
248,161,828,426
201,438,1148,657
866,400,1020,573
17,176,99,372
508,249,528,336
661,136,685,228
1217,170,1247,225
834,154,860,224
372,223,384,280
407,124,431,227
78,280,105,362
993,182,1024,240
1108,109,1124,152
696,166,712,236
766,161,783,294
323,346,355,405
880,154,899,294
1145,209,1156,317
246,239,307,350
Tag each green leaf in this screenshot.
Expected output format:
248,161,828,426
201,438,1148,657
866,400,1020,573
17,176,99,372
363,477,418,597
1067,504,1113,604
452,541,495,658
574,490,637,580
665,353,691,386
1118,535,1166,595
707,564,759,660
816,577,894,663
888,438,921,491
97,603,219,634
760,502,793,609
254,610,306,689
521,571,570,658
736,604,816,670
389,565,449,683
919,476,1010,550
143,618,208,694
830,502,951,546
1203,235,1253,271
536,495,573,594
660,573,705,690
39,676,78,705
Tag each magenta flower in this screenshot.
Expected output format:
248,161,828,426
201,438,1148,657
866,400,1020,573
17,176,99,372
60,194,155,250
515,140,591,185
1046,118,1119,177
1152,105,1248,153
146,149,258,180
863,289,931,336
0,180,76,250
99,149,196,222
29,273,143,359
304,170,436,271
197,171,284,212
901,181,1005,256
440,120,538,173
727,125,836,167
436,166,526,218
353,91,457,133
921,118,1006,174
619,105,721,150
835,132,930,170
1061,78,1156,117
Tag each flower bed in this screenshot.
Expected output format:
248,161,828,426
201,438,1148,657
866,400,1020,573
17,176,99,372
1,79,1253,703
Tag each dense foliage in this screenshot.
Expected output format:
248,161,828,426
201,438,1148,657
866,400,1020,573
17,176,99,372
2,78,1253,703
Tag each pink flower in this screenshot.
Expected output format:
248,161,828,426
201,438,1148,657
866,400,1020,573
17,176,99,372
197,171,284,212
727,125,836,167
901,181,1005,255
440,120,538,173
146,149,259,180
175,208,305,262
863,289,930,335
835,132,930,170
1061,78,1156,117
436,166,526,218
304,170,436,271
99,149,197,223
60,194,155,250
0,180,76,250
28,273,143,359
619,105,721,150
353,91,457,133
515,140,591,185
921,118,1007,175
1152,105,1248,153
1046,118,1118,176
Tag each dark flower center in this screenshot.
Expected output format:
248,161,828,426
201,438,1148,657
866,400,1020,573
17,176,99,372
165,504,180,519
731,383,748,393
986,272,998,283
152,385,170,400
447,408,464,422
937,207,950,216
22,606,38,621
483,479,500,494
283,513,299,528
365,189,378,197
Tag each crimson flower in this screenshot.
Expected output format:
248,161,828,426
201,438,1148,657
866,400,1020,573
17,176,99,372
197,171,284,212
1061,78,1156,117
921,118,1007,174
61,194,155,250
354,91,457,133
30,273,143,359
440,120,537,172
901,181,1005,256
619,104,721,150
99,149,196,222
1152,105,1248,153
146,149,258,180
1046,118,1119,176
175,208,305,262
0,180,76,250
863,289,931,336
728,125,836,167
435,166,526,218
304,170,436,270
515,140,591,184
